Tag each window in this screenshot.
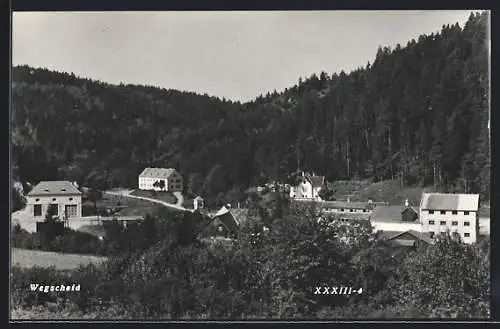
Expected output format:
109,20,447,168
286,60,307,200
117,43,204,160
35,198,40,202
349,209,353,212
363,209,367,213
52,198,57,201
49,204,59,216
429,220,435,225
464,221,470,226
464,233,470,237
452,221,458,226
429,232,435,238
440,221,446,225
428,210,434,214
340,209,344,212
464,211,470,215
440,210,446,215
65,205,78,218
452,211,457,215
34,204,42,216
69,197,73,201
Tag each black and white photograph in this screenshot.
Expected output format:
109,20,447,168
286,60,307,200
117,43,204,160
10,10,490,320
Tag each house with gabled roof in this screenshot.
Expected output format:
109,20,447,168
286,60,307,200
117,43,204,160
378,229,434,247
138,167,183,192
197,205,250,240
420,193,480,244
289,171,325,200
26,181,82,220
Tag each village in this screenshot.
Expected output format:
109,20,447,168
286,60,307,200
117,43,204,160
12,166,490,248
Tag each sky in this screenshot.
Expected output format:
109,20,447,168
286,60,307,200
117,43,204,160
12,10,480,102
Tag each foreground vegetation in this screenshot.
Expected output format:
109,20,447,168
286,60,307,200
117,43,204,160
11,248,106,271
11,203,490,320
11,12,489,209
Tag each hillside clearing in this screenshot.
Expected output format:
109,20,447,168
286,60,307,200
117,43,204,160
129,189,178,204
11,248,106,271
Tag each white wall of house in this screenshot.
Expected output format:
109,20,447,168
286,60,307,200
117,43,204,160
420,209,478,244
194,197,204,210
372,221,423,233
290,181,313,199
138,176,168,191
26,195,82,219
138,171,183,192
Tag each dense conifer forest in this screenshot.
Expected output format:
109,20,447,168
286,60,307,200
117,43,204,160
11,11,489,204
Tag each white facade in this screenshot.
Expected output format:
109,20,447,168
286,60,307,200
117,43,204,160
194,196,205,210
26,181,82,220
138,168,183,192
26,195,82,219
419,193,480,244
420,209,478,244
289,181,314,199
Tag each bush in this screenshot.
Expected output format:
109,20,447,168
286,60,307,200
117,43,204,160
11,266,69,308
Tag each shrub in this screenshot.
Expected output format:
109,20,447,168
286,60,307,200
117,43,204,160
11,266,69,308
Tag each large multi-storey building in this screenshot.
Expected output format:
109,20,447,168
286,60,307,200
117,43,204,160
419,193,480,244
138,167,183,192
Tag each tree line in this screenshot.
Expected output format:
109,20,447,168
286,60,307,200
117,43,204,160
11,12,490,207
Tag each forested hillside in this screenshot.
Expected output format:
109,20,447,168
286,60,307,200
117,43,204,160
11,11,489,203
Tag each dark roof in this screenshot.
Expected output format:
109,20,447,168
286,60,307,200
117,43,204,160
420,193,479,211
319,200,372,210
307,175,325,187
402,207,418,215
384,230,434,245
213,212,239,233
371,205,418,223
27,181,82,196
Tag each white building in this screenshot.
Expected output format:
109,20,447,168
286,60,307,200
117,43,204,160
26,181,82,220
138,168,183,192
289,172,325,200
420,193,480,244
193,196,205,210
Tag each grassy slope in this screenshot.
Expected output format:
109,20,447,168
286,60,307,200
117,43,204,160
129,189,178,204
11,248,106,271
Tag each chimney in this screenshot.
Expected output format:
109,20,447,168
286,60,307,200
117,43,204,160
237,202,240,208
405,199,409,207
347,197,350,203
